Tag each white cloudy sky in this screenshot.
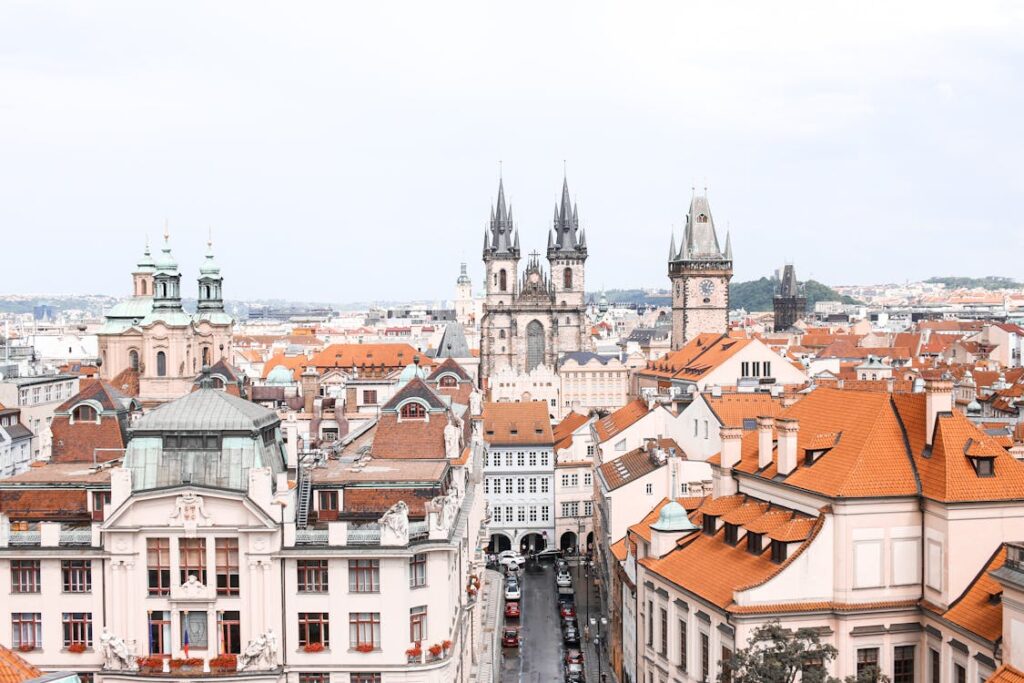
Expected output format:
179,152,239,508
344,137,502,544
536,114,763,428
1,1,1022,302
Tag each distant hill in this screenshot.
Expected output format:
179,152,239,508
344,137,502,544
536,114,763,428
729,278,862,312
926,276,1022,290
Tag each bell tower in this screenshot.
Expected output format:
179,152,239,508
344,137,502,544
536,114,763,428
482,178,520,307
668,192,733,349
546,175,587,309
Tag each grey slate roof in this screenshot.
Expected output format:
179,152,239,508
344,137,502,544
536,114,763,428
1,423,33,440
559,351,614,366
671,193,730,262
434,322,471,359
381,377,447,412
547,176,587,258
483,178,520,259
132,388,278,433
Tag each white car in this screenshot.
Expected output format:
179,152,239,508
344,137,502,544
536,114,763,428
498,551,526,569
556,570,572,588
505,582,522,600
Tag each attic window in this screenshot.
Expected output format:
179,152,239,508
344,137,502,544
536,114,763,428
439,375,457,388
72,405,97,422
509,423,518,435
400,403,426,420
724,523,739,546
702,515,717,536
804,449,827,466
970,456,995,478
988,591,1003,605
742,418,757,431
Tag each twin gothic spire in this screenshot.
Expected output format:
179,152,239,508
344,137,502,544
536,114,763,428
482,174,587,261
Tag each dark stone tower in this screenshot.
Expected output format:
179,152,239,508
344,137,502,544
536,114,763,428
773,264,806,331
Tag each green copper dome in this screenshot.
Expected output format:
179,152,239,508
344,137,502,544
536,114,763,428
650,500,698,533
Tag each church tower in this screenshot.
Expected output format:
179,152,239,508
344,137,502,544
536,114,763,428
773,264,806,331
482,178,520,306
547,175,587,308
151,229,183,313
196,235,225,314
454,262,474,327
668,192,733,349
132,240,156,298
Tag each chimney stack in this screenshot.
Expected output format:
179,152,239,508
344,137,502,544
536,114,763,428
301,366,319,415
717,426,743,497
776,418,799,475
757,416,775,469
925,377,953,446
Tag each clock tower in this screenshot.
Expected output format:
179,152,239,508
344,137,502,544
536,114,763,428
668,192,733,349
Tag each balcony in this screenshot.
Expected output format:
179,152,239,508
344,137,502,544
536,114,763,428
290,520,432,547
0,521,100,548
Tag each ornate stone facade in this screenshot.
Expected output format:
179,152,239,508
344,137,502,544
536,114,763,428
668,193,733,349
480,177,588,384
97,231,233,404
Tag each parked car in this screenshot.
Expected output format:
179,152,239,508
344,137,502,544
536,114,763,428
505,602,521,619
559,602,577,619
555,558,570,571
565,649,584,665
505,581,522,601
565,662,585,682
498,550,526,569
536,548,562,563
562,621,580,645
556,570,573,587
502,628,521,648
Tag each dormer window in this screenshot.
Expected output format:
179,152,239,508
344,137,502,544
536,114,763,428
746,532,763,555
770,540,788,564
724,523,739,546
439,375,457,388
400,403,426,420
804,449,827,466
702,514,717,535
970,456,995,477
72,405,97,422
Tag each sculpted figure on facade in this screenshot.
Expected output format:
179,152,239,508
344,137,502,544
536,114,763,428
469,388,483,416
378,500,410,545
444,418,463,459
169,490,212,534
100,628,139,671
238,629,278,671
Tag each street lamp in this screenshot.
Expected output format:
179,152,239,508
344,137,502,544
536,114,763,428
590,616,608,683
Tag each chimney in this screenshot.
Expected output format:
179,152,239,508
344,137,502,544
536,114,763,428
776,418,799,475
925,377,953,446
717,426,743,497
781,393,798,408
301,366,319,414
711,385,722,398
757,416,775,469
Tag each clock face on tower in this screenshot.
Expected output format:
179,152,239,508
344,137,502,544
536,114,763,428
699,279,716,297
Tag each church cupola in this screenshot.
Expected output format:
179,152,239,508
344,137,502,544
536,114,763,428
132,239,156,298
151,227,183,311
197,233,224,312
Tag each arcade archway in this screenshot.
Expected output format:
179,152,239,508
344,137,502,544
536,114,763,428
519,532,547,554
488,533,512,553
560,531,578,551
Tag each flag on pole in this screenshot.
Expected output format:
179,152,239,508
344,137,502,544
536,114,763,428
183,621,190,658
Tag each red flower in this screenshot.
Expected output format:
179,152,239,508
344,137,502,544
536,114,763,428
17,644,33,653
210,654,237,670
355,643,375,653
429,643,443,657
304,642,326,653
67,642,87,653
442,639,453,650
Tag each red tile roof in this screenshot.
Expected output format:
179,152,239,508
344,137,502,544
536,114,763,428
0,645,42,683
594,399,649,443
988,665,1024,683
553,412,590,451
483,402,553,446
943,545,1005,642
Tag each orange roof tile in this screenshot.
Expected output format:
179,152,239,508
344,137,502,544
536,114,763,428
988,665,1024,683
553,412,590,451
704,393,785,428
0,645,42,683
943,545,1006,643
610,537,628,561
594,399,649,442
483,402,553,446
637,334,752,381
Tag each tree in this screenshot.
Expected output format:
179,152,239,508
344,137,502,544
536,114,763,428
720,622,890,683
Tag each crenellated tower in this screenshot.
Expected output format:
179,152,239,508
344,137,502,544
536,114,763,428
668,192,733,349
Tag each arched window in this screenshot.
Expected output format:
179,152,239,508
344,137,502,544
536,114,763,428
129,350,139,371
156,351,167,377
72,405,97,422
440,375,457,388
211,377,225,389
526,320,545,372
499,269,508,292
142,280,148,296
203,285,211,299
201,347,210,367
400,402,426,419
563,268,573,289
697,213,707,223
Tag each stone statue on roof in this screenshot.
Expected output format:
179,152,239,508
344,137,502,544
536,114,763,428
444,418,463,459
379,500,410,546
469,388,483,416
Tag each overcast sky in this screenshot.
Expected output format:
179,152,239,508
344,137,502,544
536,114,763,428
1,1,1023,302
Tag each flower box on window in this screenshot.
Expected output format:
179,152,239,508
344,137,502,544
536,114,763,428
210,654,237,672
304,643,325,653
67,643,87,654
355,643,375,654
17,644,34,653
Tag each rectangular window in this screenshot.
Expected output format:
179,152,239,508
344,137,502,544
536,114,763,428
299,674,329,683
517,507,526,522
893,645,914,683
570,474,579,487
484,478,490,494
410,553,427,588
529,478,537,493
747,533,763,555
181,611,208,650
587,445,595,457
561,474,570,487
349,612,380,649
659,608,668,655
584,472,592,486
505,478,513,494
517,478,525,494
363,390,378,405
351,675,381,683
218,611,241,654
506,505,514,521
954,663,965,683
646,483,654,495
770,540,788,564
298,612,330,648
541,453,550,466
701,632,710,682
541,506,550,522
349,559,380,593
517,453,525,467
646,601,653,646
529,506,538,522
493,507,502,523
541,478,549,493
179,537,207,585
930,648,940,683
318,490,339,520
410,606,427,643
562,502,572,517
857,648,880,678
679,619,688,672
721,646,733,683
529,452,537,466
298,559,330,593
11,560,41,593
505,453,513,467
62,560,92,593
12,613,42,651
724,524,739,546
764,361,771,377
216,538,240,596
91,491,111,521
149,611,171,655
584,501,593,516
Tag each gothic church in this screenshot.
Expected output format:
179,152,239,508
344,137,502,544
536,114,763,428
480,177,588,383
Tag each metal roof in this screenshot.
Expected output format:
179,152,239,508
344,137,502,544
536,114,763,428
132,388,279,433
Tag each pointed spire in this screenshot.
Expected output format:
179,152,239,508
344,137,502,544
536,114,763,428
548,228,554,250
724,231,732,260
579,228,586,249
513,229,520,252
669,232,677,261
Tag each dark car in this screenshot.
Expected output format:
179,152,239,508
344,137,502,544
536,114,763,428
562,622,580,644
565,662,585,682
565,649,584,665
502,628,520,648
505,602,521,619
